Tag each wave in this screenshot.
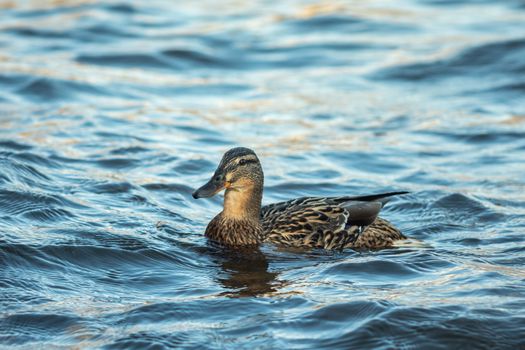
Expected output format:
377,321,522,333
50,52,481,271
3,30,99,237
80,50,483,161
374,38,525,81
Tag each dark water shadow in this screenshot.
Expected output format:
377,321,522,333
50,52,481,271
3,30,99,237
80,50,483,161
209,244,282,298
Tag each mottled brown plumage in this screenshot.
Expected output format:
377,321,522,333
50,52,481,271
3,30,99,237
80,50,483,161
205,215,263,247
193,147,407,250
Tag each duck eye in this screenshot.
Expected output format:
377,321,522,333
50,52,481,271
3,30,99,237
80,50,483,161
238,159,247,166
214,175,222,182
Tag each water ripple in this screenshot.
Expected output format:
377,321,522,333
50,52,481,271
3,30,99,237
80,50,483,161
375,38,525,81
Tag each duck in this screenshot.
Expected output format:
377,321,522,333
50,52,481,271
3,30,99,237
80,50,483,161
192,147,408,250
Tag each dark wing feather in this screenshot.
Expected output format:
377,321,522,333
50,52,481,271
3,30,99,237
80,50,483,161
330,191,409,207
341,201,382,226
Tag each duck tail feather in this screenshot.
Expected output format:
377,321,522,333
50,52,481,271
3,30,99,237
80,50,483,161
336,191,409,207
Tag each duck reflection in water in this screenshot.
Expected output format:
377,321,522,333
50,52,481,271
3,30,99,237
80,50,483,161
210,244,282,298
156,223,282,297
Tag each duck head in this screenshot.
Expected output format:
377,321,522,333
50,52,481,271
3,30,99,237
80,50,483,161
192,147,264,201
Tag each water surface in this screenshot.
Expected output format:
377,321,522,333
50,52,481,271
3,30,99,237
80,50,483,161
1,0,525,348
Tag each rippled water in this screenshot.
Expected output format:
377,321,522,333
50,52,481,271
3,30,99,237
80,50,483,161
1,0,525,348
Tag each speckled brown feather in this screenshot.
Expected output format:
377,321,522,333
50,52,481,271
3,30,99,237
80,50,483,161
205,213,263,247
261,198,358,249
261,197,405,250
354,217,406,249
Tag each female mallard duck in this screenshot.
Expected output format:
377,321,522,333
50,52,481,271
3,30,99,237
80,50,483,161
192,147,408,250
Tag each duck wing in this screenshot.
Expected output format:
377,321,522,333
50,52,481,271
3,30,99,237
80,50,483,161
329,191,409,207
261,192,407,250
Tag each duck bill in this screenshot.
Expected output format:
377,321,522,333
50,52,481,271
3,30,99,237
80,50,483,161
192,178,224,199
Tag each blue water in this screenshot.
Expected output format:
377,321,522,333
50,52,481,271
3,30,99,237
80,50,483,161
1,0,525,348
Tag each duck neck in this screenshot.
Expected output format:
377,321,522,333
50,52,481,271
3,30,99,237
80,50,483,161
222,181,263,222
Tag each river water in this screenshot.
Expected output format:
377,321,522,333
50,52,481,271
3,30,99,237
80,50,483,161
1,0,524,349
